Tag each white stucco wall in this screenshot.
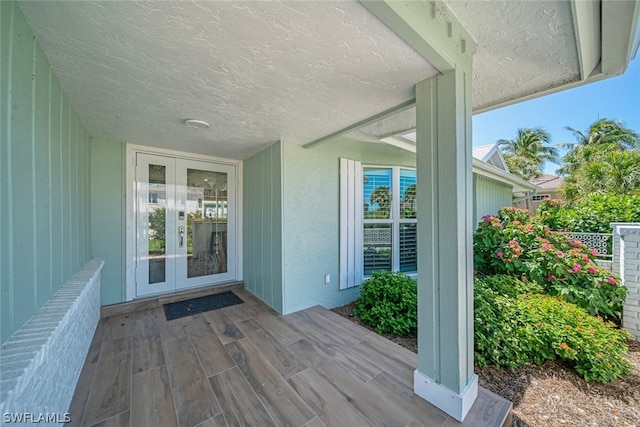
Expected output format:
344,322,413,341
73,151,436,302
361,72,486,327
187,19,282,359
280,138,415,314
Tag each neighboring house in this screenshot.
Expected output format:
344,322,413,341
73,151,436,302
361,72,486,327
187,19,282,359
471,144,538,225
2,0,638,422
528,174,566,211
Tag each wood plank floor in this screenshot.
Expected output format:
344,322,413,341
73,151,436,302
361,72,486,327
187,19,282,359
69,289,511,427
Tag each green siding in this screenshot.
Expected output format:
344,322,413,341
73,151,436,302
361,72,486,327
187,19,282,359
90,138,126,306
243,142,283,313
281,138,415,314
0,0,91,343
473,174,513,227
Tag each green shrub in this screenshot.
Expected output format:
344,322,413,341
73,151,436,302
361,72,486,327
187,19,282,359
354,271,417,336
475,277,632,382
537,193,640,233
474,210,627,319
475,274,543,298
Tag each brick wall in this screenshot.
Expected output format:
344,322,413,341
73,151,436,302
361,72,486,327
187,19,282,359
0,259,104,424
612,224,640,342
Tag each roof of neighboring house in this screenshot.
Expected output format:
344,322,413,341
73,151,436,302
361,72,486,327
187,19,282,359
472,144,509,172
530,174,565,191
472,144,495,162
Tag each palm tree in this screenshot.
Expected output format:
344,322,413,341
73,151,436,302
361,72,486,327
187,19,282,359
401,183,417,218
370,185,391,218
557,118,639,177
497,127,558,180
557,119,640,202
564,118,639,149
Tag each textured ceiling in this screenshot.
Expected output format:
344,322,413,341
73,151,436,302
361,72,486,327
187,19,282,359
19,0,582,158
18,0,437,159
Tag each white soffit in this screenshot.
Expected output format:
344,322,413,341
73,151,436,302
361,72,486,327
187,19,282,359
446,0,581,111
18,0,437,159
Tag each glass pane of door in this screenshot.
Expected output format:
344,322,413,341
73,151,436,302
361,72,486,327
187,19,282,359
135,153,176,298
148,164,167,284
186,169,228,278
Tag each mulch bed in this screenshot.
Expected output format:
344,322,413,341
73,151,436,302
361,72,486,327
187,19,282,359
332,303,640,427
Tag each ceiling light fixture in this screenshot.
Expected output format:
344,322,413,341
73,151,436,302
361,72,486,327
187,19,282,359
184,119,210,129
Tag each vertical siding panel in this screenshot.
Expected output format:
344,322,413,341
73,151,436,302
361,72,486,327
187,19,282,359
60,94,70,279
86,129,91,261
252,151,260,299
252,153,259,297
1,1,92,342
473,175,512,228
69,106,77,271
83,128,89,261
242,143,283,313
10,10,36,329
256,150,265,302
243,156,250,293
50,76,62,291
77,123,83,265
0,0,14,340
34,43,50,308
90,139,125,305
272,143,283,313
247,155,256,295
76,115,81,264
268,146,275,309
47,70,53,295
262,146,274,307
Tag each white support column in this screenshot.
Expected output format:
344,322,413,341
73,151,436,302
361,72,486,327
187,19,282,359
414,66,477,421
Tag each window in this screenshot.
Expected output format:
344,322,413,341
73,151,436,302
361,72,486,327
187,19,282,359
363,167,417,275
532,194,550,201
340,159,416,289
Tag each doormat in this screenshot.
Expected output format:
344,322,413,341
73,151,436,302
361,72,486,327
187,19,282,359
163,291,244,321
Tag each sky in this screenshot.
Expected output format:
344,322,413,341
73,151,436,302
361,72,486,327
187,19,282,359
472,55,640,175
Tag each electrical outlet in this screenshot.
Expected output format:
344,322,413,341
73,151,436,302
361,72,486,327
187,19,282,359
324,274,330,284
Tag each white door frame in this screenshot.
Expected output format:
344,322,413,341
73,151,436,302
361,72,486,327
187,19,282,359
125,144,243,302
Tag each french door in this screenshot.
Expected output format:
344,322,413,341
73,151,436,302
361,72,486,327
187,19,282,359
135,153,236,297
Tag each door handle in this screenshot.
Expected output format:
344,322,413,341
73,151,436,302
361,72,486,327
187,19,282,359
178,226,185,248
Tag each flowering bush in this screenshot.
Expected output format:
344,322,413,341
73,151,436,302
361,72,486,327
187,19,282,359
475,276,632,382
498,206,531,224
474,208,627,319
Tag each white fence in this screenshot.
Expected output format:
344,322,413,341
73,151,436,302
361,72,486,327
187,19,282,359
559,231,612,259
560,231,613,270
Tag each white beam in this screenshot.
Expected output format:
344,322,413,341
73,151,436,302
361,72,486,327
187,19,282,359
360,0,475,72
379,136,416,153
570,0,600,80
302,99,415,149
